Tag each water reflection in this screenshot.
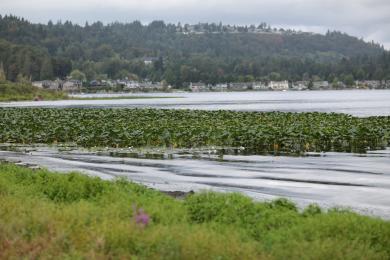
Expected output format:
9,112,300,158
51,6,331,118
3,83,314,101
1,90,390,117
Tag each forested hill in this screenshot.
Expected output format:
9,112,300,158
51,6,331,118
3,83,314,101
0,15,389,86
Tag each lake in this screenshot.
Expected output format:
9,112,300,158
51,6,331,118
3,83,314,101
1,89,390,117
1,90,389,218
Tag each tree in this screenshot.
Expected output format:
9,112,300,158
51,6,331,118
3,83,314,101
40,57,54,80
16,73,30,84
344,74,355,87
269,72,281,81
0,62,6,81
70,69,86,81
164,66,179,87
22,54,32,77
53,58,72,78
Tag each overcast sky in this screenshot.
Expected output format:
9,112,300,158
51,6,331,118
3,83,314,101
1,0,389,49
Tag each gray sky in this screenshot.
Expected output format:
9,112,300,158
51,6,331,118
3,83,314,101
1,0,390,49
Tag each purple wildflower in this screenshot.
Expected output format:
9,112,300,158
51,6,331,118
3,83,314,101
132,205,150,227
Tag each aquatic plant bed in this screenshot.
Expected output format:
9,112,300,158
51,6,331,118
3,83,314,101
0,108,389,153
0,163,389,259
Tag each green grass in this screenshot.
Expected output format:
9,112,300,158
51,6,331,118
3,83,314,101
0,108,389,153
0,81,68,101
1,163,389,259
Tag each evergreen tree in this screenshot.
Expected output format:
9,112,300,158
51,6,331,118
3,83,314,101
40,57,54,80
22,54,32,78
0,62,6,81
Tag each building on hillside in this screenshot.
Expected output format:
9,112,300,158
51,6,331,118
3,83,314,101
269,80,289,91
143,57,158,66
62,80,82,92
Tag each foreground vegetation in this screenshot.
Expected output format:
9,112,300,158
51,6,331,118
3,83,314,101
0,163,389,259
0,108,389,153
0,80,67,101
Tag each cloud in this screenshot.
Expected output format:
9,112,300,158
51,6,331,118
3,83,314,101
1,0,389,49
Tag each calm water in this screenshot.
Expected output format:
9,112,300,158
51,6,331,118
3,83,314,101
1,89,390,117
1,146,390,218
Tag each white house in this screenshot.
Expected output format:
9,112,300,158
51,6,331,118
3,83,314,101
252,82,269,90
143,57,158,66
32,81,44,88
269,80,289,91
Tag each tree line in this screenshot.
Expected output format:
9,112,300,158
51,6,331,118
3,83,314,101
0,15,389,87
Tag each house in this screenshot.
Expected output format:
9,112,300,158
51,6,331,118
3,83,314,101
368,80,382,89
385,80,390,89
42,80,61,90
153,82,168,91
252,82,269,91
90,80,107,87
32,81,44,88
332,81,346,89
124,81,140,90
190,82,208,92
355,81,368,89
269,80,289,91
228,83,249,91
62,80,82,92
89,80,113,88
211,83,228,91
143,57,158,66
312,81,330,90
292,81,308,91
139,82,155,90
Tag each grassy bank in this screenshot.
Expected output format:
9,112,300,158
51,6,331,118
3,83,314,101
0,81,68,101
0,163,389,259
0,108,389,153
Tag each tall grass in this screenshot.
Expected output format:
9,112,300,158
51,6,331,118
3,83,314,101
1,163,389,259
